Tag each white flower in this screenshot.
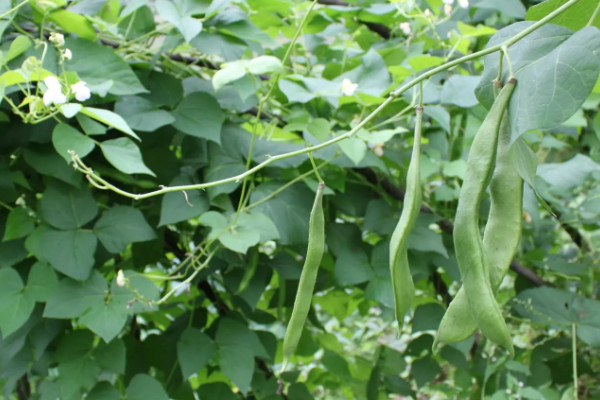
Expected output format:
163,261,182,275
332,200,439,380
63,48,72,60
458,0,469,8
341,78,358,96
42,76,67,106
400,22,411,35
424,8,432,17
71,81,91,102
116,270,126,287
49,32,64,47
442,0,454,4
444,4,452,15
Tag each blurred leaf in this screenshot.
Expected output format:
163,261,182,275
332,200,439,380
100,138,156,176
94,206,156,253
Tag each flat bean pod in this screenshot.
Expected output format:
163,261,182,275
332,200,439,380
434,81,523,349
451,78,516,354
389,105,423,331
281,182,325,370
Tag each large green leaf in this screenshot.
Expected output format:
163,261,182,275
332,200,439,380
26,261,58,302
177,328,216,378
99,138,156,176
80,107,140,140
65,38,147,96
3,207,34,241
199,211,260,254
78,295,129,342
0,267,35,337
94,206,156,253
514,287,600,329
249,182,314,245
126,374,169,400
172,92,224,143
44,272,107,319
216,318,268,395
41,229,98,281
40,180,98,230
158,175,210,226
114,96,175,132
156,0,203,42
476,23,600,140
52,123,95,162
526,0,600,31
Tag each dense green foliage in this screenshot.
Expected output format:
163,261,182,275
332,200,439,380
1,0,600,399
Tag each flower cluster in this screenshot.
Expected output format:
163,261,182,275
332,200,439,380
41,76,91,106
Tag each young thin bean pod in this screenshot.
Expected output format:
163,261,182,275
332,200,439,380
451,78,516,354
281,182,325,371
434,80,523,349
389,105,423,331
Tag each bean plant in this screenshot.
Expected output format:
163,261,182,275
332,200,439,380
0,0,599,399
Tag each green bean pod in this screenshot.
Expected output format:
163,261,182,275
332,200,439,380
389,105,423,332
450,78,516,354
433,80,523,350
281,182,325,370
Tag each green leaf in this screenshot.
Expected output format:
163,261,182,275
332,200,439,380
158,175,210,226
156,0,203,42
538,154,600,190
197,383,238,400
248,55,283,74
238,212,279,242
79,295,129,342
342,48,391,97
5,36,32,63
408,226,449,258
65,38,147,96
80,107,140,140
172,92,224,143
338,137,367,166
126,374,168,400
94,206,157,253
40,180,98,230
476,23,600,139
44,272,107,319
250,182,314,245
177,328,216,378
199,211,260,254
86,382,120,400
99,138,156,176
526,0,600,31
514,287,600,329
213,61,247,91
52,123,95,162
41,229,98,281
440,75,480,108
26,261,58,302
48,10,96,39
334,249,374,286
114,96,175,132
216,318,267,394
23,147,81,186
3,207,34,241
279,79,316,103
94,339,126,374
476,0,526,19
0,267,35,337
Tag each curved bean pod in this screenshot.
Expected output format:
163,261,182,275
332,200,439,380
450,78,516,354
281,182,325,370
389,105,423,331
434,81,523,349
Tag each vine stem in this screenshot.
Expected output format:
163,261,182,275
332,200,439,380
70,0,583,200
234,0,319,223
572,323,579,399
